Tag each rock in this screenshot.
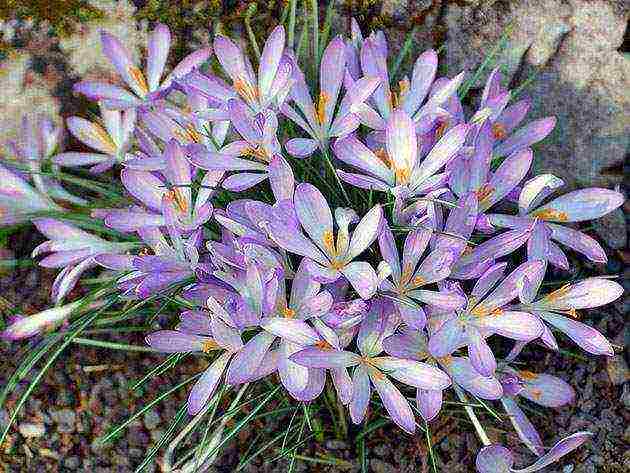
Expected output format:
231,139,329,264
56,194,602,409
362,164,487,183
371,459,397,473
50,408,76,433
563,465,575,473
18,423,46,438
593,208,627,249
620,383,630,409
325,439,348,450
143,409,161,430
606,355,630,385
64,456,81,469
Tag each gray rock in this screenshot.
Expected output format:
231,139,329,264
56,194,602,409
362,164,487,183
325,439,348,450
50,408,76,433
371,459,397,473
18,422,46,438
593,208,627,249
63,456,81,469
143,409,161,430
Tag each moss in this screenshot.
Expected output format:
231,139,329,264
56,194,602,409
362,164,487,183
0,0,104,36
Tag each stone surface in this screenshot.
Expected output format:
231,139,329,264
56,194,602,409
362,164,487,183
18,422,46,438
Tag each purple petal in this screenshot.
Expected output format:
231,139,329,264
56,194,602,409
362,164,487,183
100,30,147,97
501,397,544,455
531,188,624,223
386,110,417,183
285,137,318,157
369,367,416,433
428,316,465,358
146,330,211,352
402,49,437,116
416,389,443,422
346,205,382,260
290,347,361,368
226,331,276,384
260,317,320,345
538,278,623,310
518,371,575,407
294,183,334,253
537,311,613,356
349,365,371,424
468,326,497,376
475,445,514,473
188,352,231,414
258,25,285,99
548,224,607,263
515,432,592,473
146,24,171,91
121,169,166,212
493,117,556,158
319,36,346,128
479,148,533,211
223,172,268,192
341,261,378,299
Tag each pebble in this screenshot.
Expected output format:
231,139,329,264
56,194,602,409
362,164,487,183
563,465,575,473
143,409,161,430
621,383,630,410
371,459,397,473
606,355,630,385
50,408,76,433
18,423,46,438
325,439,348,450
64,456,81,469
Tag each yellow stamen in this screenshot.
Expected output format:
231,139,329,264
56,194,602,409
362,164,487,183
315,340,332,350
243,145,270,162
174,124,202,144
392,79,410,109
202,339,219,353
374,148,391,167
395,167,411,186
492,123,507,140
401,263,413,284
165,189,189,214
438,355,453,367
565,308,579,319
544,283,571,303
530,208,569,222
315,91,329,125
529,388,542,401
435,121,449,140
138,247,152,256
234,76,258,103
282,307,296,319
329,260,345,271
323,229,336,255
518,370,539,381
411,275,425,288
128,66,149,95
80,123,117,155
474,183,494,203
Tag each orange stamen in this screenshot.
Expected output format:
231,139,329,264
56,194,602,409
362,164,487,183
234,77,259,103
202,339,219,353
492,123,507,140
316,92,329,125
530,208,569,222
128,66,149,95
282,307,296,319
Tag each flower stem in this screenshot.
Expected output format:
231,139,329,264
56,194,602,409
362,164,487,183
454,385,491,446
287,0,297,50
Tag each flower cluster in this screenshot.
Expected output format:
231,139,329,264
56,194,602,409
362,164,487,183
0,19,624,471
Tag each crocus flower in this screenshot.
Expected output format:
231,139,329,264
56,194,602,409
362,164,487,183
483,181,625,266
0,301,82,340
211,25,292,113
498,369,575,456
292,299,451,433
281,37,380,157
53,104,136,173
189,98,282,191
516,277,623,356
334,110,468,222
428,261,545,376
345,24,462,130
0,164,60,225
226,259,335,400
475,432,592,473
74,24,210,109
3,115,86,206
32,218,135,303
147,309,276,414
377,199,477,329
267,183,383,298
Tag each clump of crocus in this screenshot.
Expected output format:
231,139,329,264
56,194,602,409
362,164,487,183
0,17,625,473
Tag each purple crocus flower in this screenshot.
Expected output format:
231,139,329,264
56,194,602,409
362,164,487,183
211,26,292,113
147,309,276,414
498,369,575,456
281,37,380,157
476,431,592,473
239,260,335,400
292,300,451,433
428,261,546,376
32,218,135,303
189,98,282,191
483,181,625,267
0,163,60,225
345,23,462,131
1,300,83,341
266,183,383,298
74,24,210,109
377,196,478,329
53,104,136,173
334,110,468,201
517,277,623,356
2,115,86,206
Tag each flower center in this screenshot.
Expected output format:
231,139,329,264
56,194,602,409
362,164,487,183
492,123,507,140
80,123,118,155
202,339,219,353
282,307,296,319
174,124,202,144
